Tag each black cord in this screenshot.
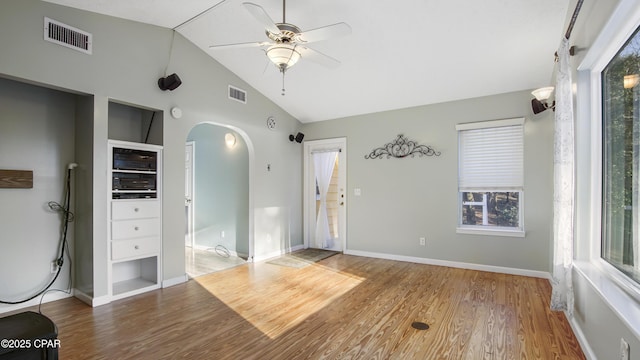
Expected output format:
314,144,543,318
38,289,71,314
0,168,74,305
144,111,156,144
213,245,231,258
47,201,74,223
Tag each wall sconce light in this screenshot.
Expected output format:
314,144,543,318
289,132,304,143
225,133,236,148
531,86,555,114
624,74,640,89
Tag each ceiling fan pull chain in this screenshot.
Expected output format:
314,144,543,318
282,71,286,96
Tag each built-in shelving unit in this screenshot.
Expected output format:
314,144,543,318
108,140,162,300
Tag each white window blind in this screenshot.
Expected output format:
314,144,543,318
457,118,524,190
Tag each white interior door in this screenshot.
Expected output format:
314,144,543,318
185,141,194,248
304,138,347,251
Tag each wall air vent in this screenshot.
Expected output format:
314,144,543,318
44,17,92,55
228,85,247,104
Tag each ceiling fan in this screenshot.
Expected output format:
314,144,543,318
209,0,351,95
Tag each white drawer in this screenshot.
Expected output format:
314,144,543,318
111,237,159,260
111,218,160,240
112,201,159,220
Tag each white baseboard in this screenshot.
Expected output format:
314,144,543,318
162,275,188,288
254,244,305,262
567,313,596,360
344,249,551,279
73,289,110,307
190,244,248,259
290,244,305,252
0,289,73,315
73,289,93,306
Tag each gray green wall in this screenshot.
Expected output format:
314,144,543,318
73,94,95,298
0,77,77,305
303,90,554,272
108,102,162,146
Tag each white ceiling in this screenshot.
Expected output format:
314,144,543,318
42,0,570,123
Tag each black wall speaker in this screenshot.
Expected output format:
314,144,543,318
289,132,305,143
158,73,182,91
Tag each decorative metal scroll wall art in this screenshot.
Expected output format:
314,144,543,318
364,134,441,159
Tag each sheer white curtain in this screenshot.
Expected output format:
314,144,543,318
550,37,575,315
313,151,337,248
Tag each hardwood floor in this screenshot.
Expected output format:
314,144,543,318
185,247,246,278
8,255,584,359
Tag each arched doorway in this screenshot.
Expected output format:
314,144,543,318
184,123,251,277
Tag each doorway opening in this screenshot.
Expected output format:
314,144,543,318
184,123,250,277
304,138,347,252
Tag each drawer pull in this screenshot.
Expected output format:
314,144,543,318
134,208,139,212
111,238,158,260
134,226,139,231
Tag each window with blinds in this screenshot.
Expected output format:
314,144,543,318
456,118,524,234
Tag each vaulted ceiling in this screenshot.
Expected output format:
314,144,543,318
42,0,570,122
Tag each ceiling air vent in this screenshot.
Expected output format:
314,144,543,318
228,85,247,104
44,17,92,55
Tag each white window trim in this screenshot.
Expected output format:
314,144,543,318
575,0,640,340
456,226,525,238
455,117,524,131
456,117,525,236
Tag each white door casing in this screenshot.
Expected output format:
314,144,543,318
185,141,195,248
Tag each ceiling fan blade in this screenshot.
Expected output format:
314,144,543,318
298,46,341,69
209,41,269,50
242,2,280,35
298,22,352,43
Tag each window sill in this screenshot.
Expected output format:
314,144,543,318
456,227,525,238
573,260,640,339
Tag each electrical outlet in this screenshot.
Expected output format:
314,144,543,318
621,338,630,360
50,261,58,274
419,237,426,246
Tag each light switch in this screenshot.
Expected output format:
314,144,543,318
621,338,630,360
354,188,361,196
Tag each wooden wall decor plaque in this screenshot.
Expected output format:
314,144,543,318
0,170,33,188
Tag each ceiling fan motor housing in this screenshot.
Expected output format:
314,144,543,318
268,23,302,43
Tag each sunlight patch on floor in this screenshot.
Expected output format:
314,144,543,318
185,247,246,277
195,263,364,339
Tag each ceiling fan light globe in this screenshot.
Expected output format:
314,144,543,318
266,45,301,70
